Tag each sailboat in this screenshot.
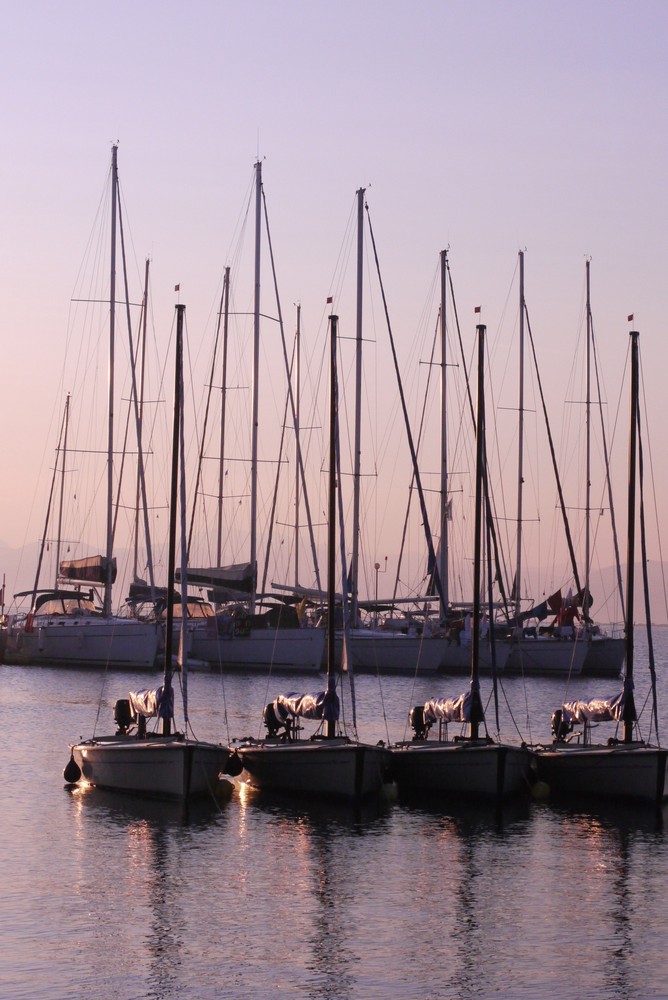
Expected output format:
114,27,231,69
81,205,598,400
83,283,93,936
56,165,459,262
183,162,324,674
390,325,531,799
501,251,588,677
532,329,667,803
231,315,392,800
64,304,233,800
5,146,160,670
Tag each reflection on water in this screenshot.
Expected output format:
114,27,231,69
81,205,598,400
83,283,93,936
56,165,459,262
5,649,668,999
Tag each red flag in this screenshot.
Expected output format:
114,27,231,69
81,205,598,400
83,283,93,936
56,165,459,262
175,284,180,292
326,296,333,304
474,306,481,314
627,313,634,322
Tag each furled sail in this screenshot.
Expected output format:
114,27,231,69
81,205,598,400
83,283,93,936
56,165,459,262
129,686,173,720
424,691,471,724
176,562,255,594
59,555,117,585
561,692,624,724
270,690,340,724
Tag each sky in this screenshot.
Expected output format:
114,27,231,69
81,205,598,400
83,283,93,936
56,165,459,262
2,0,667,621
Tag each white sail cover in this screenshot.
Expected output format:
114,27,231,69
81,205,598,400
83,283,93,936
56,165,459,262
273,691,340,723
424,691,471,724
129,687,172,719
561,691,624,724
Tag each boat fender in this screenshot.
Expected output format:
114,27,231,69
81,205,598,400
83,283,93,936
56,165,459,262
63,753,82,784
223,751,243,777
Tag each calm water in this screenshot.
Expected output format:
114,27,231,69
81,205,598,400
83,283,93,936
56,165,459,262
2,630,668,1000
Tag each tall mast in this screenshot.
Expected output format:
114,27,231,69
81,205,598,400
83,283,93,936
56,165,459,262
622,329,639,743
250,161,262,612
327,315,339,738
470,324,487,741
294,303,301,588
515,249,525,620
55,394,70,587
439,249,449,615
351,187,365,626
164,303,185,736
105,144,118,618
216,266,231,566
585,259,592,613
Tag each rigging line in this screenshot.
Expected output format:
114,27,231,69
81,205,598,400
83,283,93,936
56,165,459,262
638,350,668,624
187,270,227,558
260,337,293,601
448,264,510,615
115,193,155,593
262,186,322,594
590,312,625,617
364,206,444,610
524,304,582,597
637,360,660,742
30,400,69,604
392,292,440,607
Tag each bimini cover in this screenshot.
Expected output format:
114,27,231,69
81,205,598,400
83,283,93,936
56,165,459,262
273,690,340,723
561,691,624,724
176,562,255,594
60,555,117,585
424,691,471,724
129,686,173,720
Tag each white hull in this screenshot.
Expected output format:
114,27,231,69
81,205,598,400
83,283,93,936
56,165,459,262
72,735,231,799
237,738,392,799
533,742,668,803
505,637,588,676
334,632,510,675
189,626,325,673
391,741,531,798
5,616,161,669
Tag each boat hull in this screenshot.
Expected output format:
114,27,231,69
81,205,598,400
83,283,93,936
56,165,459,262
391,741,531,798
505,637,588,676
331,632,509,675
72,735,231,799
581,635,626,677
5,617,160,669
533,743,668,803
237,738,392,799
189,626,325,673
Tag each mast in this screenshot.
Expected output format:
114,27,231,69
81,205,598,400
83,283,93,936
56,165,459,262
351,187,365,626
584,258,592,615
327,315,339,739
250,160,262,612
163,303,185,737
55,394,70,586
439,249,449,615
622,330,639,743
294,303,301,587
105,144,118,618
216,266,231,566
515,250,525,620
470,325,487,742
